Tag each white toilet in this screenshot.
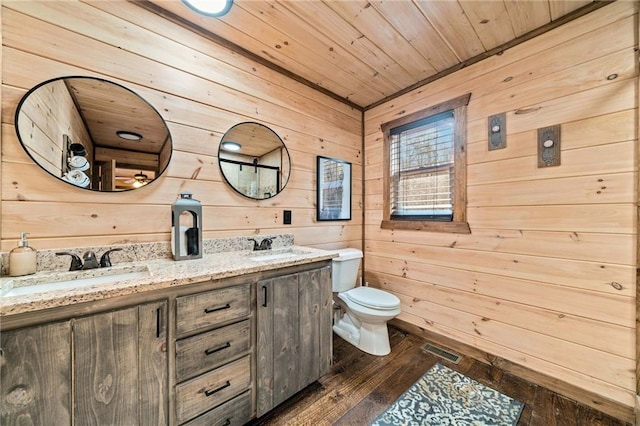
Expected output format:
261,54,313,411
332,248,401,356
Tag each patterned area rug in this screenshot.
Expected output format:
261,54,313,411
371,363,524,426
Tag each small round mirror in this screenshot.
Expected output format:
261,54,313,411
218,122,291,199
15,76,172,191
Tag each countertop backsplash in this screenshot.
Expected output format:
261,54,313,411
0,234,294,276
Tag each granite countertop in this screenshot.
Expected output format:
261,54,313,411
0,246,338,317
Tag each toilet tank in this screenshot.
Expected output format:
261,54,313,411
332,248,363,292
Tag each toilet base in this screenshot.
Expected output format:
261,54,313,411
333,312,391,356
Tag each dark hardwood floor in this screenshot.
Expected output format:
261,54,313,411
250,327,631,426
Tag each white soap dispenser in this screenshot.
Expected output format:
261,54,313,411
9,232,37,277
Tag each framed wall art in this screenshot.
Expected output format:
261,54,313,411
317,156,352,221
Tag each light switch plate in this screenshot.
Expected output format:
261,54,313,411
537,125,561,167
283,210,292,225
488,112,506,150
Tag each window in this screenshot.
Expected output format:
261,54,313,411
381,94,471,234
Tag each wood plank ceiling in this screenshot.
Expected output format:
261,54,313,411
144,0,596,109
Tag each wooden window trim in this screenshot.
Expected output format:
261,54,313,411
381,93,471,234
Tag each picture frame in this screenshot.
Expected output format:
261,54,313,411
316,156,352,221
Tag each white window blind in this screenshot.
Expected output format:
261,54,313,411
389,110,455,221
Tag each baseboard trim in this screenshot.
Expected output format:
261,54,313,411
390,318,634,424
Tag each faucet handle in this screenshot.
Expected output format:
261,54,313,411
100,248,123,268
55,252,83,271
266,238,274,249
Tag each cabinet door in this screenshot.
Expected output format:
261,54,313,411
298,265,332,389
0,321,72,425
256,266,332,417
257,273,299,416
74,301,168,425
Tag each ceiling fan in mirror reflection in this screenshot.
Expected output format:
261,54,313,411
114,170,154,189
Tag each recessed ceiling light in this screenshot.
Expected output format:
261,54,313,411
116,131,143,141
183,0,233,17
221,141,241,152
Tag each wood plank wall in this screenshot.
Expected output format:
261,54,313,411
364,1,637,420
0,3,3,244
0,0,362,252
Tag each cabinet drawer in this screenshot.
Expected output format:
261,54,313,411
176,320,251,382
181,390,251,426
176,284,250,336
176,356,251,424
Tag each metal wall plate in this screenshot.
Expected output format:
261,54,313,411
488,112,506,151
537,125,561,167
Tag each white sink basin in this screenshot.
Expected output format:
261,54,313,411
1,266,150,298
247,248,308,262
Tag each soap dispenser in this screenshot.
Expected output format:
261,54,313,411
171,191,203,261
9,232,37,277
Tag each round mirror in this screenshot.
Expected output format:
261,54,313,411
218,122,291,199
15,76,172,191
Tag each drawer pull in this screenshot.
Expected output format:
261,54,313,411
204,303,231,314
222,419,231,426
204,342,231,356
204,380,230,397
156,307,162,338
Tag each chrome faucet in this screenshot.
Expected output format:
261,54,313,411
56,248,122,271
81,251,100,269
248,237,276,251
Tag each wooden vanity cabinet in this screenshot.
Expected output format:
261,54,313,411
256,265,333,416
0,301,168,426
174,283,253,426
1,259,333,426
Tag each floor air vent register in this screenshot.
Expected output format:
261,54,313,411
422,343,462,364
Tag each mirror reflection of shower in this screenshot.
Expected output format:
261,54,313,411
218,122,290,200
219,154,280,199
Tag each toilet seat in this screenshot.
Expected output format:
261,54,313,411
345,286,400,310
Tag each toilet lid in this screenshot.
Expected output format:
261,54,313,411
346,287,400,310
